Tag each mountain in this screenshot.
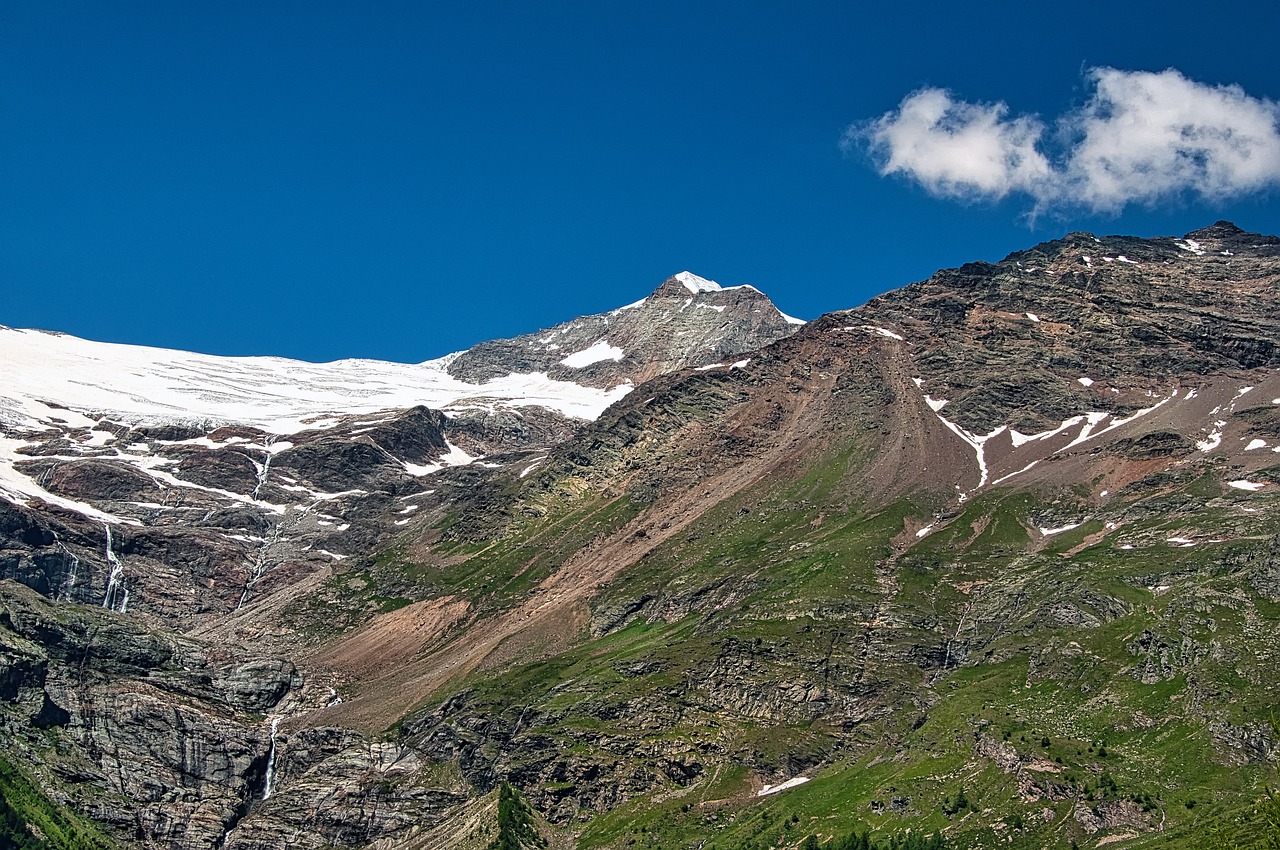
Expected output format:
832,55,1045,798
0,272,800,629
3,228,1280,850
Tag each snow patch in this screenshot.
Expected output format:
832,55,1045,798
1228,480,1267,491
559,340,625,369
519,458,547,478
402,442,475,477
932,413,1006,497
1040,522,1082,536
1245,439,1268,451
862,325,905,341
1177,239,1206,255
674,271,722,294
1026,312,1040,322
608,297,647,315
1058,392,1177,453
1010,416,1084,447
1197,422,1226,453
1077,377,1094,387
989,460,1040,487
757,776,810,797
1062,412,1110,450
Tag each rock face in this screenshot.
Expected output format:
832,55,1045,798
858,221,1280,434
445,271,802,389
4,229,1280,848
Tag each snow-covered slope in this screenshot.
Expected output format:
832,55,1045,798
0,326,632,434
0,271,803,435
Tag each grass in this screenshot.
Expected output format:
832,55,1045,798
0,755,116,850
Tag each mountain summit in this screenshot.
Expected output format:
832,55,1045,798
444,271,803,389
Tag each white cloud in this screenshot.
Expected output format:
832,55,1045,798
1060,68,1280,211
852,88,1052,201
850,68,1280,214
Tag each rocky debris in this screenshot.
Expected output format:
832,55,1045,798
1105,431,1195,459
442,406,578,457
1208,720,1277,765
1127,629,1223,684
973,734,1073,802
220,728,466,850
1248,531,1280,601
1072,799,1152,835
403,691,703,825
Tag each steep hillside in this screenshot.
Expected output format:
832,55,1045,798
315,222,1280,849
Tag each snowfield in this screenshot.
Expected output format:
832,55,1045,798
0,326,634,434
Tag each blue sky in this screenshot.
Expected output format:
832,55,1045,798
3,1,1279,363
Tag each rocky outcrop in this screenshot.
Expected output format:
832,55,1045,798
446,272,801,388
0,581,291,847
859,222,1280,433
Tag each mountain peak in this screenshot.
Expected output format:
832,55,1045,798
652,271,764,300
1182,220,1279,251
673,271,722,294
444,272,803,388
1192,219,1244,236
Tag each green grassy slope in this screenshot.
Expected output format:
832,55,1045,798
386,440,1280,849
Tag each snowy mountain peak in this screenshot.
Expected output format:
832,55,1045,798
673,271,722,294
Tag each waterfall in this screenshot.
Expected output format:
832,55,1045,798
62,551,80,602
100,523,125,610
53,534,80,602
251,436,276,501
262,716,282,800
